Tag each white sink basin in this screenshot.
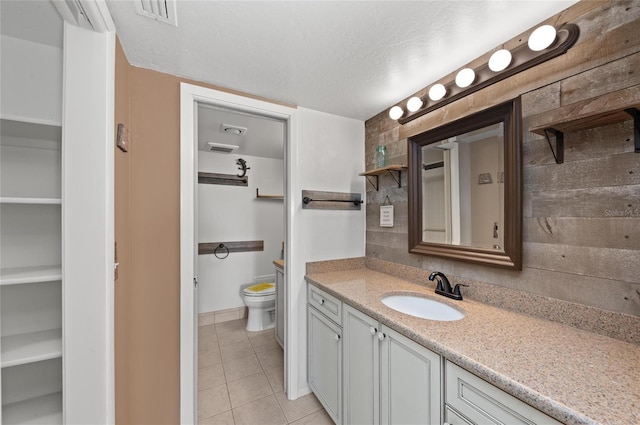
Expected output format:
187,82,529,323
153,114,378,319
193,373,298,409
381,294,465,321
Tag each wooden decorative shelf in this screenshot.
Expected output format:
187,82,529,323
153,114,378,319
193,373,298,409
256,188,283,199
360,165,407,191
529,99,640,164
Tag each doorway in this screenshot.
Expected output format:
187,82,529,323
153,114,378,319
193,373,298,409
180,83,297,423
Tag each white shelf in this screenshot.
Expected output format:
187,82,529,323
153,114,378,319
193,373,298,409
0,198,61,205
1,329,62,368
0,266,62,286
1,392,62,424
0,114,62,129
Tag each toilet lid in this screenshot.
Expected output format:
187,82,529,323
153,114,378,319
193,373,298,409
243,283,275,296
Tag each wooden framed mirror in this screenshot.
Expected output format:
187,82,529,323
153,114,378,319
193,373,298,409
408,98,522,269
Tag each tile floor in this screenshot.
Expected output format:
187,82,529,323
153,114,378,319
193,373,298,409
198,318,333,424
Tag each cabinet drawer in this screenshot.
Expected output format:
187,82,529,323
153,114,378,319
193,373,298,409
446,361,561,425
308,284,342,325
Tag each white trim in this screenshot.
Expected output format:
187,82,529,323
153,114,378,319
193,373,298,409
180,83,298,423
61,22,115,423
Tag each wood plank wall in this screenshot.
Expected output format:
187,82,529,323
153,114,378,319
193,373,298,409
364,0,640,317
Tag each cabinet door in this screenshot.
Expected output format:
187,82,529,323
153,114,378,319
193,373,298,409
343,304,379,425
380,325,441,425
275,268,284,348
308,306,342,424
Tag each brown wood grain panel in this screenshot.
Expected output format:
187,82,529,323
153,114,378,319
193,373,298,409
198,171,248,186
524,217,640,249
523,152,640,191
561,51,640,106
523,242,640,283
366,230,407,250
531,185,640,218
198,240,264,255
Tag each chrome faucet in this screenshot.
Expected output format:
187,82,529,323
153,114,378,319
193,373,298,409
428,271,468,301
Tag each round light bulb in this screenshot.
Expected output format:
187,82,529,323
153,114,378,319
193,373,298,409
488,49,512,72
528,25,557,52
388,106,404,120
455,68,476,88
428,84,447,101
406,96,423,112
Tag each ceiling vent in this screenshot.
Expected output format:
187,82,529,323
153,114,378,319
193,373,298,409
220,124,247,136
134,0,178,27
207,142,239,153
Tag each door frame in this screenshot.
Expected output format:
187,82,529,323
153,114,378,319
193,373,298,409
179,83,297,423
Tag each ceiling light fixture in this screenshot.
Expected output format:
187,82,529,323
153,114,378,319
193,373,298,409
455,68,476,88
220,124,247,136
387,23,579,124
428,84,447,101
488,49,512,72
407,96,424,112
528,25,557,52
388,106,404,120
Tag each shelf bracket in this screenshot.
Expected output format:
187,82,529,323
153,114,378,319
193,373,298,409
543,128,564,164
387,169,402,188
365,175,380,191
624,108,640,153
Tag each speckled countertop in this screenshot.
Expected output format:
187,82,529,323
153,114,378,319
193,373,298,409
305,268,640,425
273,259,284,269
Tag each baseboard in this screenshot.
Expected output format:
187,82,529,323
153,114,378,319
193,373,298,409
198,306,247,326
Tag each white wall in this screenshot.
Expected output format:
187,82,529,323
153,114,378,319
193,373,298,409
288,107,365,396
0,35,62,125
197,152,284,313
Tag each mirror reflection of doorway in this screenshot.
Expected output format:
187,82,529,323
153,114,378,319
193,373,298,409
421,123,504,250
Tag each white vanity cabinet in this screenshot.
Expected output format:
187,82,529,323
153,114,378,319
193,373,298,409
445,361,561,425
343,304,441,425
307,285,342,424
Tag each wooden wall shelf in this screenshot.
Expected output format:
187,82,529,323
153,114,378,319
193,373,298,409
198,171,248,186
529,100,640,164
360,165,407,191
256,188,283,199
198,240,264,256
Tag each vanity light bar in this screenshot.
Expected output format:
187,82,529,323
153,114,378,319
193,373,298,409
389,23,579,124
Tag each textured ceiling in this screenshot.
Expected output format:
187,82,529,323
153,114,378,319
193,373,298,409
108,1,578,121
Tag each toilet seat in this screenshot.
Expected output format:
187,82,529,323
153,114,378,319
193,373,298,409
243,283,275,297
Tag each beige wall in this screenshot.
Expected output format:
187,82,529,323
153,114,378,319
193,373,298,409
365,0,640,317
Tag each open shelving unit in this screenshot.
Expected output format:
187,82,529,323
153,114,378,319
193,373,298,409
1,28,63,424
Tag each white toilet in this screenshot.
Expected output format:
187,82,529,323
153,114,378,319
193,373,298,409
242,282,276,332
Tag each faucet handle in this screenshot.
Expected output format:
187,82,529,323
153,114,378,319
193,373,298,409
452,283,469,297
